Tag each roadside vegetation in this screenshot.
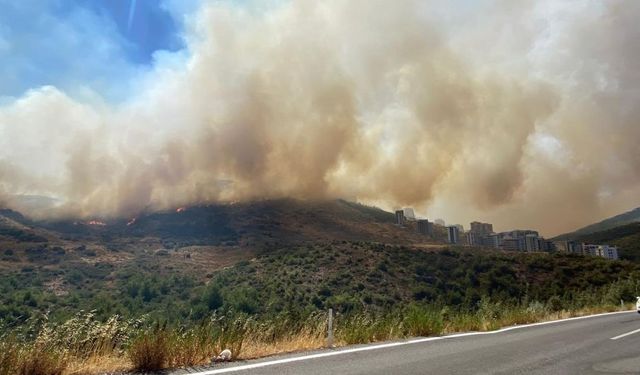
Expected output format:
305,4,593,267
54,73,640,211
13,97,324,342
0,280,636,374
1,243,640,374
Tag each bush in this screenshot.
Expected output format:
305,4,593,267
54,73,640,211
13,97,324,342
128,327,170,372
17,348,66,375
169,328,213,368
547,295,564,312
402,305,443,337
337,314,388,344
0,338,20,375
204,285,224,311
0,338,66,375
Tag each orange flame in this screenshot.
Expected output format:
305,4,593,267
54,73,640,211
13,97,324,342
87,220,106,226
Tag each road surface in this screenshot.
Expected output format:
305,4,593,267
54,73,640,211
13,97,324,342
173,310,640,375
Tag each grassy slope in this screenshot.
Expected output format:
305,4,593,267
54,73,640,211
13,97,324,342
2,241,638,326
1,243,639,374
206,243,640,315
0,199,424,325
2,200,640,374
1,198,638,326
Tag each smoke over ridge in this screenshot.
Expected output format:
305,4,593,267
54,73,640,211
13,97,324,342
1,0,639,235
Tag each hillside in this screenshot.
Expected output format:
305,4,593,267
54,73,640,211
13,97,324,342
0,198,434,277
199,243,639,317
30,198,430,246
1,239,637,326
0,209,49,243
557,206,640,238
2,200,640,374
0,198,443,323
1,198,637,324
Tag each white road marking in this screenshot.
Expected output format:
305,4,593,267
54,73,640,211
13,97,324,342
189,310,633,375
610,327,640,340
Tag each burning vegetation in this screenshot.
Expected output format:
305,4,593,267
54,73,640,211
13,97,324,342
86,220,106,226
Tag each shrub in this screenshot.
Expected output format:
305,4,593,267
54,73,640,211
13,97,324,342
0,337,67,375
169,328,213,368
336,312,400,344
217,315,249,360
204,285,224,311
402,305,443,337
547,295,564,312
17,348,66,375
128,326,170,372
0,338,20,375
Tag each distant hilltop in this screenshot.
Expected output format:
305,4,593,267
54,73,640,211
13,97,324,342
556,206,640,239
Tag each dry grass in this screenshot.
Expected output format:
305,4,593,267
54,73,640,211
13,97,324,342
17,349,67,375
0,339,67,375
128,329,170,372
65,355,130,375
0,300,634,375
442,303,633,335
241,330,326,359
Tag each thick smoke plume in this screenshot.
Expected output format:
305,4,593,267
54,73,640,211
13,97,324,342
1,1,639,235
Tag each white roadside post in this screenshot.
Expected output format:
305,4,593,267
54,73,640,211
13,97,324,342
327,308,334,348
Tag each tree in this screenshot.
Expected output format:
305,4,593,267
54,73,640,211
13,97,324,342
204,285,223,311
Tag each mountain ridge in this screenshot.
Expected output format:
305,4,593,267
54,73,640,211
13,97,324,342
555,206,640,240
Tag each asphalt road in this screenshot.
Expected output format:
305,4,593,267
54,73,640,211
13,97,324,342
175,310,640,375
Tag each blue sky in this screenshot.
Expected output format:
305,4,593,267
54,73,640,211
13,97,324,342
78,0,185,64
0,0,199,101
0,0,476,103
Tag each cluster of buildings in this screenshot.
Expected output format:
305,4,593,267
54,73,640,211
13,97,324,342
554,241,619,260
394,209,619,260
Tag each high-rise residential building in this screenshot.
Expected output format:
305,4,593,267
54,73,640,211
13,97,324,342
554,241,575,253
501,236,524,251
417,219,433,236
454,224,464,232
598,245,619,260
583,244,619,260
470,221,493,235
505,230,538,238
500,237,517,250
541,240,556,252
572,242,584,255
447,226,460,244
583,244,599,257
395,210,405,226
525,234,541,252
481,234,500,248
435,219,445,226
466,231,479,246
403,208,416,221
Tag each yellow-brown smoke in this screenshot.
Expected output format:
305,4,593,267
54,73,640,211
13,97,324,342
1,0,639,236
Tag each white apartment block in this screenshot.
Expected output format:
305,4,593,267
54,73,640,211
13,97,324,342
583,244,619,260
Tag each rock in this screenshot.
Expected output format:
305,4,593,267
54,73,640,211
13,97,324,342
213,348,232,363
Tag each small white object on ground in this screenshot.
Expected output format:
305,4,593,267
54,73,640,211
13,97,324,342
213,349,232,362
